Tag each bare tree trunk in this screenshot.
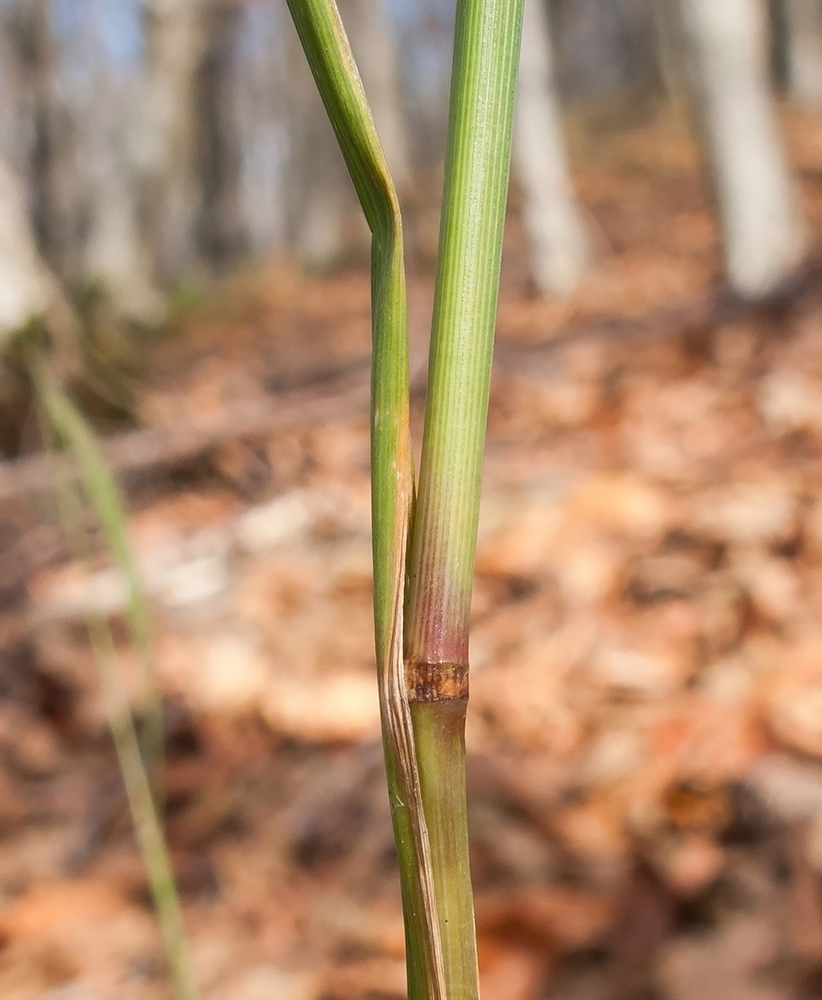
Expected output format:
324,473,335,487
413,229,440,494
0,154,68,454
137,0,245,281
22,0,57,263
679,0,806,297
284,24,351,271
653,0,690,97
782,0,822,105
619,0,671,93
514,0,591,296
1,0,75,337
548,0,638,95
233,2,290,255
0,155,69,344
83,118,163,323
195,0,244,270
11,0,73,278
282,0,411,272
342,0,411,188
283,0,408,272
136,0,205,281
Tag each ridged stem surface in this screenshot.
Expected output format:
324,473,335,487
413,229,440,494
282,3,445,998
406,0,525,668
410,700,477,1000
405,0,524,997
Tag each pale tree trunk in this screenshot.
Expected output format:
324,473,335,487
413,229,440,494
137,0,245,281
0,155,69,344
619,0,669,92
12,0,73,279
285,0,408,272
342,0,411,189
21,0,58,264
291,110,352,271
234,2,290,255
285,25,350,270
782,0,822,105
83,111,163,323
679,0,806,298
195,0,244,269
136,0,205,281
0,154,63,451
548,0,636,95
653,0,690,97
513,0,591,296
77,15,161,323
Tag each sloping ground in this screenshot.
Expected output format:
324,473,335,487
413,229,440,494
3,101,822,1000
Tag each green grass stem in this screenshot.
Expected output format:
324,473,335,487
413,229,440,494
32,362,164,789
281,3,446,997
404,0,524,996
410,701,476,999
31,360,198,1000
279,0,524,994
406,0,525,669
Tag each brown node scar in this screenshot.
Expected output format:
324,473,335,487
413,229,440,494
405,661,469,703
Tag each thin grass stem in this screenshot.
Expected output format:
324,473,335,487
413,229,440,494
410,701,475,998
280,3,445,996
284,0,524,995
31,359,198,1000
31,360,164,793
405,0,525,995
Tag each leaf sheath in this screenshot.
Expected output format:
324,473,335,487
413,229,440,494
281,3,445,997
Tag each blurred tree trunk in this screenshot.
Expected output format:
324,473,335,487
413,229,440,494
549,0,639,95
0,153,73,456
679,0,806,298
782,0,822,105
12,0,73,279
195,0,245,269
0,154,70,344
137,0,205,281
653,0,690,96
284,30,351,271
137,0,244,282
342,0,411,189
83,117,163,323
619,0,670,94
285,0,409,272
514,0,591,296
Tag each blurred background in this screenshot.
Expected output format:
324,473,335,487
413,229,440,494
5,0,822,998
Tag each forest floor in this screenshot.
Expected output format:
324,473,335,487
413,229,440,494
5,99,822,1000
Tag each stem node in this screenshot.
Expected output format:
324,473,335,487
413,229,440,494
406,660,469,703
